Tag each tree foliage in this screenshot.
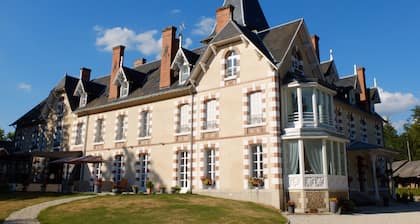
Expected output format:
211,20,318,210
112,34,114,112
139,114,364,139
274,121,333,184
0,128,14,141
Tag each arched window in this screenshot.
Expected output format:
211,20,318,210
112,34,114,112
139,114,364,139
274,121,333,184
225,51,239,78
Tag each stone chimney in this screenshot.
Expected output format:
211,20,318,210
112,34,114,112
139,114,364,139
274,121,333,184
133,58,147,68
357,67,367,102
160,27,179,89
80,67,91,81
215,5,234,33
109,45,125,100
311,35,320,62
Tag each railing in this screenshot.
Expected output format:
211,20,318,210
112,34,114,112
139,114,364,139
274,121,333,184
287,112,335,129
204,121,218,130
248,114,264,125
288,174,348,191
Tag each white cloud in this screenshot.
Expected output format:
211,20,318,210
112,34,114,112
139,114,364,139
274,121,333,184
171,9,181,14
192,17,215,36
184,37,193,48
17,83,32,92
94,26,162,57
391,119,407,133
376,87,420,116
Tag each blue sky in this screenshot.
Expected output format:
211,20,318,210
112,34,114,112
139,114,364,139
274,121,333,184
0,0,419,133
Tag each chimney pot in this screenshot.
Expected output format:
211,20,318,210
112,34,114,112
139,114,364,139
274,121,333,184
80,67,91,81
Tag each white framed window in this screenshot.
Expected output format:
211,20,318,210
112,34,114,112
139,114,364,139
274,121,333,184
250,144,264,178
80,92,87,107
205,100,217,130
248,92,263,125
114,155,124,183
226,51,239,78
115,115,126,141
94,163,102,181
75,122,84,145
94,119,104,143
291,53,303,75
179,64,190,84
138,154,148,189
178,104,190,133
119,81,129,98
139,111,150,137
178,151,189,189
205,149,216,186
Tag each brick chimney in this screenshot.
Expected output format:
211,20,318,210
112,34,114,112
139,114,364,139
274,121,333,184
311,35,320,62
357,67,367,102
215,5,233,33
79,67,91,81
160,26,179,89
109,45,125,100
133,58,147,68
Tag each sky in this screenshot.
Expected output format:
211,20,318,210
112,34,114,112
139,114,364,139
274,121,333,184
0,0,419,133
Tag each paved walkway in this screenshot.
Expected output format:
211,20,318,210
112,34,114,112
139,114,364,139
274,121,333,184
4,195,95,224
287,202,420,224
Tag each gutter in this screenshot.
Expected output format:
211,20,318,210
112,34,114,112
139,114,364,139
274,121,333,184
189,80,197,194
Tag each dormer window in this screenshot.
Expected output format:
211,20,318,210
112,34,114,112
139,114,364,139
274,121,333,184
179,63,190,85
119,81,129,98
291,51,304,75
226,51,239,78
114,70,129,98
79,92,87,107
348,90,356,105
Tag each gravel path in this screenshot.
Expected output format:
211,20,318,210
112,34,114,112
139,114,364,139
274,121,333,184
4,195,95,224
287,202,420,224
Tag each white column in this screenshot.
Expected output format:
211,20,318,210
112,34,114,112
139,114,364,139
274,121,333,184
313,89,319,127
322,140,328,188
297,88,303,128
298,139,305,176
371,154,380,201
330,95,335,128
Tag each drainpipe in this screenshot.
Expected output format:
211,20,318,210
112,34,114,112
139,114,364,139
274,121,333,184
79,114,90,184
189,81,197,194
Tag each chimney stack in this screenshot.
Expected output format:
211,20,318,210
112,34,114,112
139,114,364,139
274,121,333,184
311,35,320,62
357,67,367,102
133,58,147,68
160,26,179,89
215,5,234,33
109,45,125,100
80,67,91,81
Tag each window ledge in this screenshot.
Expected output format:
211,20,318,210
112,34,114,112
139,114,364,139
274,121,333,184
137,136,152,140
73,144,84,147
114,140,126,143
224,76,237,81
244,123,266,129
174,132,190,137
93,142,104,146
201,128,220,133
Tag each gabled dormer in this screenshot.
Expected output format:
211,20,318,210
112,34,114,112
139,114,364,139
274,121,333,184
73,67,91,107
113,67,130,98
171,45,199,85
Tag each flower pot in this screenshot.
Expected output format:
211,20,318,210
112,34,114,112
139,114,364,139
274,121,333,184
288,206,295,214
330,201,338,213
147,188,152,194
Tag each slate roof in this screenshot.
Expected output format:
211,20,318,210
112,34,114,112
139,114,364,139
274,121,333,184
335,75,358,88
182,48,200,65
347,141,383,151
393,160,420,178
320,61,333,75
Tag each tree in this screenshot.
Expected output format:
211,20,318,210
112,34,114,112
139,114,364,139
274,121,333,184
0,128,14,141
404,106,420,160
383,120,405,160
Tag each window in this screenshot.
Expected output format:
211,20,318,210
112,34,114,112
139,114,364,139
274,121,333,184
225,51,239,78
375,123,382,145
139,111,150,137
327,141,346,176
285,141,300,175
113,155,124,183
248,92,263,125
31,127,39,150
205,149,216,186
303,140,323,174
178,104,190,133
138,154,148,189
205,100,217,130
348,90,356,105
53,120,63,149
80,92,87,107
94,163,102,181
179,64,190,84
56,101,65,117
250,144,264,178
178,151,189,188
287,88,299,123
115,115,126,141
94,119,104,143
291,52,303,75
75,122,84,145
119,82,129,98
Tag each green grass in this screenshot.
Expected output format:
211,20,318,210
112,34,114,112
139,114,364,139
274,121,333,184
39,194,287,224
0,192,79,223
396,188,420,196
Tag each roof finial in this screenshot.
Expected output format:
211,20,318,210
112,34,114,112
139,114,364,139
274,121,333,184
354,64,357,75
178,23,186,49
374,77,378,88
329,49,334,61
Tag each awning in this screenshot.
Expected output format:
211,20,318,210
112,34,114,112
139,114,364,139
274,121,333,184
49,157,79,164
68,155,105,164
347,141,398,156
32,151,83,159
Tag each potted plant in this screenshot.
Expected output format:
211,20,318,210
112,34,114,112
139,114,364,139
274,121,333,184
94,179,102,193
201,176,213,187
329,198,339,213
131,185,139,194
287,201,296,214
171,185,181,194
146,180,154,194
248,177,264,188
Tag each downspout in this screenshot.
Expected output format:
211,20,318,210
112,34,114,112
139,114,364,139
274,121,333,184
79,114,90,183
189,81,197,194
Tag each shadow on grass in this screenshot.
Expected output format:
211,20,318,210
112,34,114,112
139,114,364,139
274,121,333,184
0,192,76,202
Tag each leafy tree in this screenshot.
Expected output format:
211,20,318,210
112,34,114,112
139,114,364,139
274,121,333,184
0,128,15,141
383,120,405,160
404,106,420,160
0,128,4,141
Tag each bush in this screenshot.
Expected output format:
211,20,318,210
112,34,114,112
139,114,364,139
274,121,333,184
396,188,420,197
171,186,181,194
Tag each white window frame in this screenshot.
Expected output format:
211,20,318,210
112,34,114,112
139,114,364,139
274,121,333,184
79,92,87,107
178,151,189,189
94,163,102,181
115,115,126,141
225,51,239,78
178,104,190,133
179,63,190,85
205,149,216,187
139,111,150,138
114,155,124,183
138,154,148,189
248,92,263,125
119,81,129,98
250,144,264,179
94,119,104,143
205,100,217,130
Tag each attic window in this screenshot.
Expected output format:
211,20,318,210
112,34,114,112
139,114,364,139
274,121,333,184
119,82,129,98
114,71,129,98
226,51,239,78
291,52,304,75
79,92,87,107
179,63,190,85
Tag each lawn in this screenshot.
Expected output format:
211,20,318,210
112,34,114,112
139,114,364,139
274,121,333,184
0,192,78,223
39,194,287,224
